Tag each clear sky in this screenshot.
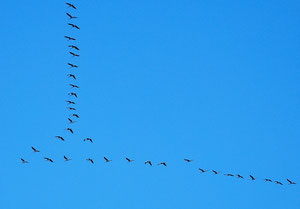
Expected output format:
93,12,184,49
0,0,299,209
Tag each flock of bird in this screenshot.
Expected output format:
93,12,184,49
20,2,297,187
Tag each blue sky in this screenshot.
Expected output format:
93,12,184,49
0,0,299,209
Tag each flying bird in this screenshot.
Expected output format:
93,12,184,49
66,128,74,134
67,107,76,111
158,162,167,166
68,118,76,124
64,155,71,161
67,74,76,80
212,170,219,174
104,157,111,162
68,23,80,30
69,52,80,57
44,157,54,163
126,157,134,162
87,158,94,164
55,136,65,141
71,113,79,118
184,159,192,162
249,175,255,180
224,174,234,177
69,84,79,88
287,179,296,184
237,174,244,179
68,45,79,50
67,63,78,68
275,181,283,185
198,168,208,173
264,179,273,182
21,158,28,163
66,100,76,105
68,92,78,98
66,2,76,9
83,138,93,143
64,36,76,41
66,13,77,19
31,146,40,152
145,161,152,166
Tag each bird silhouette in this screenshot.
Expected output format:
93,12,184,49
237,174,244,179
104,157,111,162
44,157,54,163
158,162,167,166
249,175,255,180
66,13,77,19
67,107,76,111
67,63,78,68
68,92,78,98
68,118,76,123
87,158,94,164
287,179,296,184
21,158,28,163
31,146,40,152
66,3,76,9
71,114,79,118
198,168,208,173
66,128,74,134
64,36,76,41
67,74,77,80
69,84,79,88
69,52,80,57
68,45,79,50
184,159,192,162
264,179,272,182
83,138,93,143
224,174,234,177
66,100,76,105
274,181,283,185
64,155,71,161
126,157,134,162
212,170,219,174
68,23,80,30
55,136,65,141
145,161,152,166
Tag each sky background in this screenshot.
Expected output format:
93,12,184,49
0,0,300,209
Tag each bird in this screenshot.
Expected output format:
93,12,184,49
69,84,79,88
68,23,80,30
83,138,93,143
68,45,79,50
67,63,78,68
21,158,28,163
31,146,40,152
87,158,94,164
224,174,234,177
264,179,273,182
287,179,296,185
66,13,77,19
198,168,208,173
126,157,134,162
68,118,76,123
237,174,244,179
64,155,71,161
212,170,219,174
275,181,283,185
68,92,78,98
66,128,74,134
66,2,76,9
249,175,255,180
71,113,79,118
66,100,76,105
67,107,76,111
55,136,65,141
104,157,111,162
44,157,54,163
64,36,76,41
158,162,167,166
184,159,192,162
67,74,76,80
69,52,80,57
145,161,152,166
